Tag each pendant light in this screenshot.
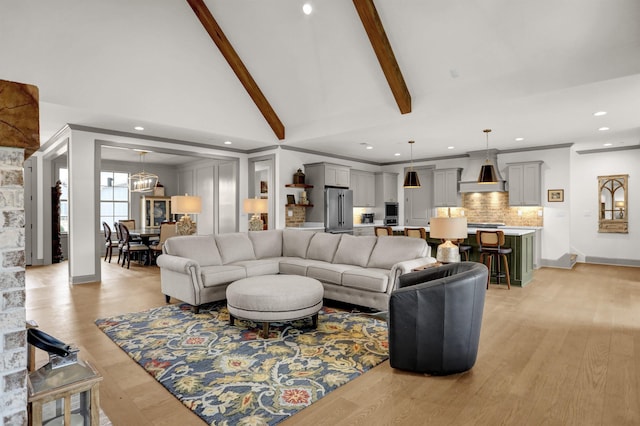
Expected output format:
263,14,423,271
477,129,498,184
129,151,159,192
403,140,421,188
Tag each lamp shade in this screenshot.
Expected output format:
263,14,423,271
403,170,421,188
243,198,268,214
615,201,625,208
171,195,202,215
429,217,468,240
477,163,498,184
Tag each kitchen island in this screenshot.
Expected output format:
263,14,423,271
393,225,538,287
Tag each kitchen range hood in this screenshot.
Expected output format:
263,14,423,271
459,149,506,193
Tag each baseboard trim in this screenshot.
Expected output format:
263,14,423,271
584,257,640,268
70,274,99,284
540,253,574,269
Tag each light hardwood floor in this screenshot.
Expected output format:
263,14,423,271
26,260,640,425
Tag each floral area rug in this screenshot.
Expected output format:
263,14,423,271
95,302,388,425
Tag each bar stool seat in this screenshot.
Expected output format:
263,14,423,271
476,230,511,289
454,239,472,261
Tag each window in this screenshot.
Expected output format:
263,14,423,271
59,168,68,233
100,171,129,228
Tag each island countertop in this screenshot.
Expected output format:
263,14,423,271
391,225,539,237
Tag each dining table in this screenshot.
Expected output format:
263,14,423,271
129,228,160,265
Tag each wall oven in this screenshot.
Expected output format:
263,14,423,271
384,202,399,226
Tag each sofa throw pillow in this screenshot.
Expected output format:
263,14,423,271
306,232,342,263
282,230,315,258
333,234,377,267
163,235,222,267
248,229,283,259
215,233,256,264
367,236,427,269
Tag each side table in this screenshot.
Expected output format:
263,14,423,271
412,262,443,272
28,359,102,426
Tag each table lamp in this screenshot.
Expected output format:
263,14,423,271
244,198,268,231
171,194,202,235
615,201,625,219
429,216,468,263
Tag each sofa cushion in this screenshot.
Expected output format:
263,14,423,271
163,235,222,267
231,258,281,277
282,230,315,258
306,233,342,263
279,258,326,276
333,235,377,267
200,265,246,288
248,230,283,259
368,236,427,269
342,268,390,293
306,263,354,285
215,233,256,264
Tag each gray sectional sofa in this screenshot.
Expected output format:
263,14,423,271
157,229,436,312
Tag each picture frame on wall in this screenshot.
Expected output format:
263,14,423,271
548,189,564,202
286,194,296,205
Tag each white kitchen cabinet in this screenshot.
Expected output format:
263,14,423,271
507,161,543,206
325,164,350,187
304,162,351,188
351,169,375,207
433,168,462,207
375,172,398,203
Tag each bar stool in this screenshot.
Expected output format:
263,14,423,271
374,226,393,236
404,227,427,239
476,230,511,289
454,239,472,261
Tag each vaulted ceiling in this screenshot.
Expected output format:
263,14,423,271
2,0,639,164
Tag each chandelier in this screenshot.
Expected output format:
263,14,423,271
129,151,158,193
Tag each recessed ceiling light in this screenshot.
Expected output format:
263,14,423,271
593,111,607,116
302,3,312,15
515,137,524,141
394,153,401,156
598,127,610,131
447,146,455,150
603,143,613,147
134,126,144,131
366,146,373,150
224,141,232,145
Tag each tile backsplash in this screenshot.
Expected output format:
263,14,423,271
436,192,543,227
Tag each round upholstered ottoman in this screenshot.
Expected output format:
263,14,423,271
226,275,324,338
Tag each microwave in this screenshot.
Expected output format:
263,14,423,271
384,202,399,225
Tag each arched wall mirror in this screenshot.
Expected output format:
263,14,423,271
598,174,628,233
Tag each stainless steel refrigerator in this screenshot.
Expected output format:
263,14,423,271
324,188,353,234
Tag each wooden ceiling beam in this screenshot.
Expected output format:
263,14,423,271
352,0,411,114
186,0,285,140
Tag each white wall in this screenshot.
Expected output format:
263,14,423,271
571,147,639,264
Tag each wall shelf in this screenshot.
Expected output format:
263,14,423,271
285,184,314,188
286,204,314,207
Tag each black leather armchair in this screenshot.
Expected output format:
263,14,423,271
388,262,488,375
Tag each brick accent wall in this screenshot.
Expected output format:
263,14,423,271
284,206,307,227
0,148,27,426
436,192,543,227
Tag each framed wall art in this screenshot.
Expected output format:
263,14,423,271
548,189,564,202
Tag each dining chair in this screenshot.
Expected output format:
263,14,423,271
118,223,150,269
374,226,393,236
119,219,142,243
102,222,119,263
404,227,427,239
149,221,177,264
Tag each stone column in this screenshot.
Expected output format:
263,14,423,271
0,79,40,425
